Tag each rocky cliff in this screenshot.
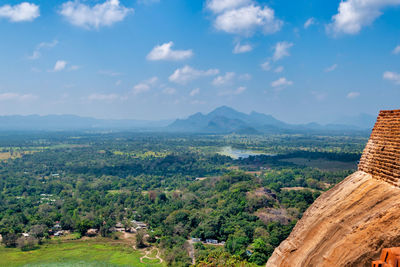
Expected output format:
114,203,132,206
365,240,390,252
266,109,400,267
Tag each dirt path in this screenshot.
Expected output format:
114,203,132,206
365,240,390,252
139,247,164,264
187,239,196,265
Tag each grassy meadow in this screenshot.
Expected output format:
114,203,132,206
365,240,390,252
0,240,164,267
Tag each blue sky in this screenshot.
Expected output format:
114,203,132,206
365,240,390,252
0,0,400,123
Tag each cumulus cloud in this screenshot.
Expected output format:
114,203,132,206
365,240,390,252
261,61,271,71
132,76,158,95
274,66,284,73
235,86,246,94
162,87,176,95
304,17,316,29
325,64,338,72
190,88,200,96
147,42,193,61
0,92,37,101
271,77,293,88
206,0,251,13
60,0,133,29
214,5,282,36
169,65,219,84
0,2,39,22
393,45,400,54
347,92,360,99
53,60,67,72
233,42,253,54
383,71,400,84
29,40,58,60
273,41,293,61
212,72,235,86
327,0,400,35
239,73,251,80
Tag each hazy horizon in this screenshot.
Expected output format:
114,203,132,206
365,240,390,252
1,0,399,124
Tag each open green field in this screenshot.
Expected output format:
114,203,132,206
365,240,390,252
0,240,165,267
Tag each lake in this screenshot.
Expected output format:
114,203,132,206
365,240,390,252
218,146,266,159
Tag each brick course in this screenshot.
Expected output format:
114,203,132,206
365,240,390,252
358,109,400,186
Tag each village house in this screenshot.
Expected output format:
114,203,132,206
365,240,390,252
86,229,98,237
206,239,218,244
131,220,147,230
110,222,125,232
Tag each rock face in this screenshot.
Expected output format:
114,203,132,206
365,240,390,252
266,109,400,267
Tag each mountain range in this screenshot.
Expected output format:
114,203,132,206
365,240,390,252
167,106,375,134
0,106,376,133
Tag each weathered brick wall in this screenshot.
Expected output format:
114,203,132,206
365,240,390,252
358,109,400,186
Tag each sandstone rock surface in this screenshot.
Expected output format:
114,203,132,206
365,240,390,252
267,109,400,267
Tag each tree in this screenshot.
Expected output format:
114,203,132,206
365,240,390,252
17,236,38,251
249,238,273,265
136,230,146,248
77,219,92,236
2,233,18,248
30,224,48,244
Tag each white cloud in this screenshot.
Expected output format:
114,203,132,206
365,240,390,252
162,87,176,95
383,71,400,84
69,65,80,71
147,42,193,61
133,76,158,95
304,17,316,29
261,61,271,71
347,92,360,99
212,72,235,86
327,0,400,35
271,77,293,88
393,45,400,54
273,41,293,61
169,65,219,84
0,93,37,101
274,66,284,73
214,5,283,36
53,60,67,72
206,0,251,13
0,2,39,22
28,51,41,60
88,93,121,101
233,42,253,54
239,73,252,80
219,86,246,96
60,0,133,29
37,40,58,50
325,64,338,72
235,86,246,94
29,40,59,60
98,70,122,76
190,88,200,96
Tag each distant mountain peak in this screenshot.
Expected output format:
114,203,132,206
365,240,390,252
168,106,287,133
